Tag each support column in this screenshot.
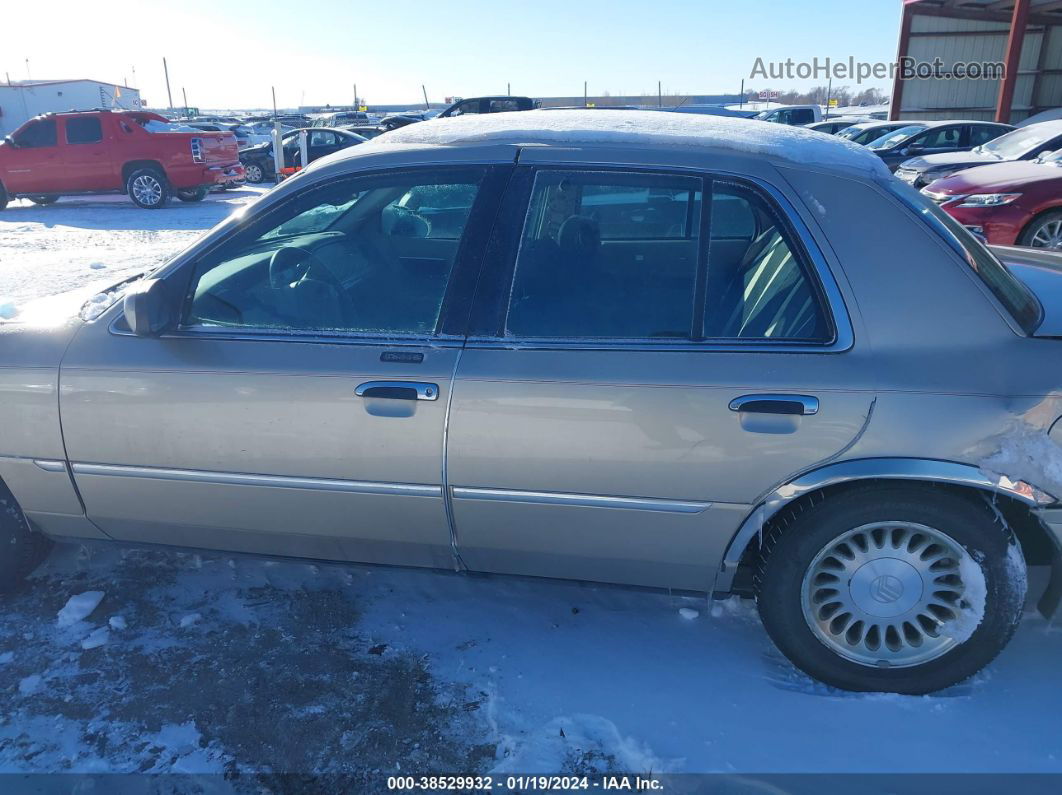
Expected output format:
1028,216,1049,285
890,2,916,120
996,0,1031,123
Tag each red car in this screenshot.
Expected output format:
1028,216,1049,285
921,151,1062,249
0,110,244,210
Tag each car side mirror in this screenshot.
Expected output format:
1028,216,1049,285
3,135,16,148
904,144,925,156
123,279,174,336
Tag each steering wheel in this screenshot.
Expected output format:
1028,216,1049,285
268,245,344,293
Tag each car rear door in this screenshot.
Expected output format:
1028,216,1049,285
61,115,116,191
60,162,512,568
3,118,64,193
446,160,873,591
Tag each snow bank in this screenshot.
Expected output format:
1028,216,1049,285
80,626,109,650
56,591,105,628
377,110,892,179
492,714,678,774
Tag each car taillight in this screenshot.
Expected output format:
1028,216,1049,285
191,137,203,163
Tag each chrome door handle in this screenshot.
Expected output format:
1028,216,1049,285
728,394,819,416
355,381,439,401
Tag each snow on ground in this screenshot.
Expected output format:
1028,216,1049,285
0,187,269,309
2,183,1062,785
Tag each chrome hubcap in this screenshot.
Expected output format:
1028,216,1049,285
131,175,162,205
247,164,262,181
1031,219,1062,250
801,522,976,668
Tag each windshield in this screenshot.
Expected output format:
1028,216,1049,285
980,125,1062,159
890,181,1041,333
867,125,924,150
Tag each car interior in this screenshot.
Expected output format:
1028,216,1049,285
506,175,830,341
187,177,483,334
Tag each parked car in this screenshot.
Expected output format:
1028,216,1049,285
894,120,1062,189
867,120,1013,171
379,114,424,132
754,105,822,125
313,111,371,128
0,110,243,209
3,110,1059,696
837,120,924,146
438,96,539,117
239,127,366,183
186,122,250,149
805,117,871,135
340,124,386,140
921,149,1062,248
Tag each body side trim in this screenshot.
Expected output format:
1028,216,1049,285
70,463,441,498
451,486,711,514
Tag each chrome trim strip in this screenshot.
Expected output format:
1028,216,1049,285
451,486,710,514
33,459,68,473
441,348,467,569
70,463,441,498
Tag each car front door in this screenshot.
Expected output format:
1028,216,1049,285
61,115,116,191
446,163,874,591
60,163,510,568
3,118,64,193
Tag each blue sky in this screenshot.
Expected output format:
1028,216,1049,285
7,0,903,109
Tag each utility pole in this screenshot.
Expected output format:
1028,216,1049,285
507,82,511,96
583,81,588,108
658,80,662,108
354,83,358,109
182,87,188,114
422,84,429,110
24,58,31,80
825,77,832,120
163,57,174,110
740,79,744,108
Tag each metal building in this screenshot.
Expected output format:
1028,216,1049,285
0,79,142,136
892,0,1062,123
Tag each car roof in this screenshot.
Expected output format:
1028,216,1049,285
351,109,892,179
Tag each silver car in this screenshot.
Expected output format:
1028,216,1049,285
3,111,1061,694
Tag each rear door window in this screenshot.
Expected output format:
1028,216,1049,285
66,116,103,144
503,170,832,343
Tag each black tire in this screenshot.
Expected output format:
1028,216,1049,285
0,480,53,592
0,183,8,211
243,161,265,184
1018,209,1062,249
176,187,209,203
756,484,1026,694
126,167,170,209
28,195,59,205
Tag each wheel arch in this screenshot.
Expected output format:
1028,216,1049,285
121,160,166,186
1017,204,1062,245
716,457,1056,599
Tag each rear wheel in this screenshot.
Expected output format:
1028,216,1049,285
0,183,8,211
28,195,59,205
0,481,53,592
1018,210,1062,250
756,484,1026,694
176,187,209,203
243,161,264,184
126,168,170,209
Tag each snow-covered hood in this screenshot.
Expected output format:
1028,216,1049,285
0,272,142,329
994,245,1062,336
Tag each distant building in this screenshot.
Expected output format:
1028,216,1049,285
0,79,142,136
893,0,1062,123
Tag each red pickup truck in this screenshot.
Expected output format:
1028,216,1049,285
0,110,244,210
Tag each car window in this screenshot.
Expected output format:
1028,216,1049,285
919,126,962,149
967,125,1002,147
184,168,486,335
790,109,815,124
451,101,482,116
65,116,103,144
309,131,337,146
867,125,925,150
13,119,57,148
488,99,520,112
504,170,830,342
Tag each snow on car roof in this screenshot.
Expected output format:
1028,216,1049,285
375,109,892,178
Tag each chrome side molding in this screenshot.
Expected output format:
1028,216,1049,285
70,462,441,498
452,486,710,514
